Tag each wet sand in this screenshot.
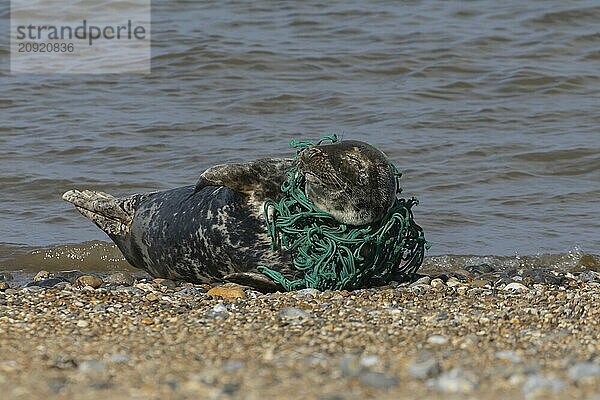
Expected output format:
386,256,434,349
1,269,599,399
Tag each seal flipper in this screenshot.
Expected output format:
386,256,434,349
194,158,294,201
222,272,284,293
62,189,157,237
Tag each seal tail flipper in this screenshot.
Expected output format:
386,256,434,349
62,189,155,238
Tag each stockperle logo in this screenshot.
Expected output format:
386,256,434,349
10,0,150,74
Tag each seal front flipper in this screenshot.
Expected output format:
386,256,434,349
62,189,157,237
194,158,294,200
222,272,284,293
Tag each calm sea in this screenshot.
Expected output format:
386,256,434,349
1,1,599,274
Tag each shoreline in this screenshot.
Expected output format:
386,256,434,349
2,240,599,272
1,271,599,399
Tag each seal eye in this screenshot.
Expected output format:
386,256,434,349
343,155,368,186
356,170,368,185
345,155,362,169
345,155,362,166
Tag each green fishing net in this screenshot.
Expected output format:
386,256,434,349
257,135,428,291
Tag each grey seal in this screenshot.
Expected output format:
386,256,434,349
62,140,397,290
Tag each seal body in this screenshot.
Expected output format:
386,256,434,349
124,185,291,283
63,140,399,289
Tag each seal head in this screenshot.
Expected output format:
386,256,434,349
298,140,396,225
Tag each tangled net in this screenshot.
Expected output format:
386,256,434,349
257,135,428,291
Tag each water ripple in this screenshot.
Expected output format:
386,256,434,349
0,0,598,258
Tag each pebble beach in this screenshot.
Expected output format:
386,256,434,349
1,264,599,399
2,0,599,398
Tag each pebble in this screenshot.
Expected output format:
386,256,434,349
174,288,203,297
213,303,228,313
496,350,522,363
522,374,565,396
470,279,491,287
135,282,156,292
78,359,107,374
92,304,106,312
74,275,103,289
339,355,361,377
412,276,431,286
436,311,449,320
22,286,43,293
568,362,600,382
113,286,143,295
0,360,19,372
76,320,89,328
578,271,600,283
205,303,229,319
408,352,441,379
446,277,461,288
427,335,449,346
303,353,326,367
359,355,380,368
34,270,51,281
207,285,246,299
105,272,135,286
410,284,430,295
427,368,478,394
359,371,399,389
295,288,321,298
107,354,130,363
278,307,313,320
145,293,159,302
430,278,445,288
504,282,530,292
0,282,9,291
153,278,177,289
223,361,245,371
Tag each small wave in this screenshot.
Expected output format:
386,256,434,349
1,242,597,283
410,63,487,77
494,72,571,94
513,147,598,163
422,248,600,276
511,148,600,177
473,170,540,184
526,6,600,26
439,81,477,90
288,19,321,28
0,241,131,272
